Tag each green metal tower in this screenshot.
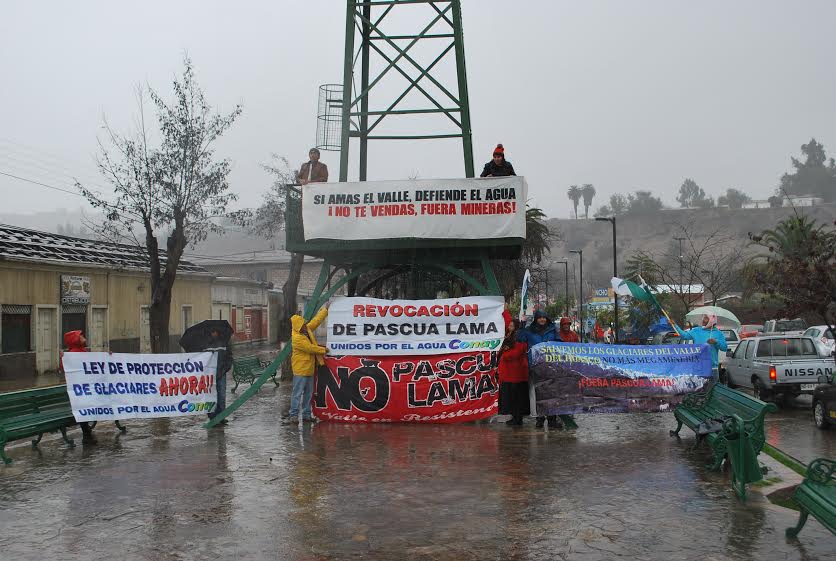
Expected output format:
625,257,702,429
338,0,475,181
205,0,503,429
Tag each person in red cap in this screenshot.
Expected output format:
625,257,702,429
480,144,516,177
558,317,579,343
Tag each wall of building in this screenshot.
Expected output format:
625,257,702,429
0,260,212,382
211,279,270,346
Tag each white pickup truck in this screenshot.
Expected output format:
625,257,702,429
724,335,835,403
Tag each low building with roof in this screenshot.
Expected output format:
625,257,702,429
0,224,214,387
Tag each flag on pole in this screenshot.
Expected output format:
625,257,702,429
612,276,682,336
611,277,653,301
520,269,531,322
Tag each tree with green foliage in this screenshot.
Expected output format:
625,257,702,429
624,252,658,284
581,184,596,219
749,215,836,363
627,190,664,214
676,178,714,208
718,188,752,209
779,138,836,202
594,193,628,217
567,185,582,219
78,57,242,352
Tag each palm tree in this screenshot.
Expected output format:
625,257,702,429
567,185,582,219
492,206,558,298
522,207,555,264
581,184,596,218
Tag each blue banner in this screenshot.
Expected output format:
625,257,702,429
529,342,713,415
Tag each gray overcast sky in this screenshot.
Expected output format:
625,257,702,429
2,0,835,220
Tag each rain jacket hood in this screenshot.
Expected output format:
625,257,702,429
291,314,306,333
518,310,561,345
528,310,555,333
290,307,328,376
60,330,87,375
63,330,86,352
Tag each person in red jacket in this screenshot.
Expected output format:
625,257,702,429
60,330,96,443
498,314,530,426
558,317,579,343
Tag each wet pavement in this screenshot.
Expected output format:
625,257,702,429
762,395,836,465
1,383,834,561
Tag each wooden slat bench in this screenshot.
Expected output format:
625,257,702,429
232,356,278,391
0,386,76,464
1,385,126,465
786,458,835,538
670,383,778,500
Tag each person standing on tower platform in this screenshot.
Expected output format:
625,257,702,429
298,148,329,185
480,144,516,177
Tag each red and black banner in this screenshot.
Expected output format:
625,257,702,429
313,352,499,423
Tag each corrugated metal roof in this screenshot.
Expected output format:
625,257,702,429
0,223,209,274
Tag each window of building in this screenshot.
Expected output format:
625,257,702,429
182,305,193,334
61,305,87,341
1,305,32,354
235,306,244,333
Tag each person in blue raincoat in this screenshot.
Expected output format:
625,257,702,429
677,313,728,381
518,309,571,429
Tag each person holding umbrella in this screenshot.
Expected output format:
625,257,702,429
677,313,728,382
179,320,234,424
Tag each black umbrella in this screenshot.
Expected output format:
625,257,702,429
179,320,234,352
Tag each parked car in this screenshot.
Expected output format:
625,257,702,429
762,318,807,336
739,324,763,339
648,331,683,345
812,383,836,429
802,325,836,357
724,335,835,403
717,328,740,379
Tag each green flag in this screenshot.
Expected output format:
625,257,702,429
611,277,653,301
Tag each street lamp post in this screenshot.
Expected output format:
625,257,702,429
674,236,685,292
595,216,618,342
570,249,584,342
554,260,569,317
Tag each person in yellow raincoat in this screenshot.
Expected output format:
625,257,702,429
283,306,328,424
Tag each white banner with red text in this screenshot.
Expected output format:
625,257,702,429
62,352,218,421
327,296,506,355
302,176,527,241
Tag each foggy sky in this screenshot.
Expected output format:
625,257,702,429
2,0,835,221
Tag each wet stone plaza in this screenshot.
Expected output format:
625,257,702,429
1,384,833,561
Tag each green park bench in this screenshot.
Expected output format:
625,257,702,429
232,355,278,392
786,458,836,538
670,383,778,500
1,385,127,465
1,385,76,465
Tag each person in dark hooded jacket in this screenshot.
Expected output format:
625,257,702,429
517,310,562,429
60,330,96,443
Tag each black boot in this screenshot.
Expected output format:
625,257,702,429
80,422,97,444
535,416,545,428
546,415,560,429
511,415,523,426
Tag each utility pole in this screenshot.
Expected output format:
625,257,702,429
674,236,686,312
555,260,569,317
595,216,618,342
570,249,584,342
